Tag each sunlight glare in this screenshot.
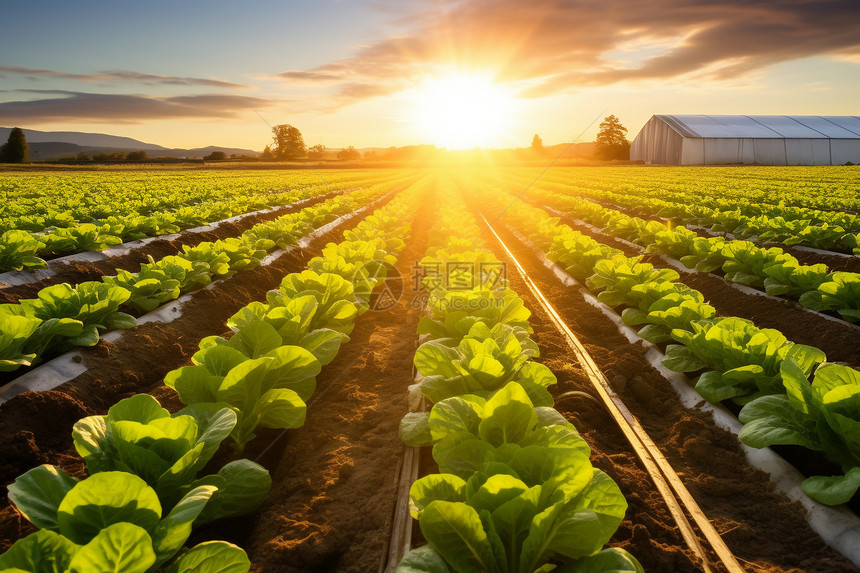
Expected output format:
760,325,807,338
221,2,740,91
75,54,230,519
411,74,518,149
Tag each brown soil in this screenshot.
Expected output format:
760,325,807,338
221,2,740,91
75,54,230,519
550,211,860,367
479,211,859,572
0,192,339,305
0,195,394,551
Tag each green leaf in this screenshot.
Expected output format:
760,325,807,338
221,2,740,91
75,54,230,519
662,344,707,373
695,371,745,403
802,467,860,506
57,472,162,545
433,434,496,480
8,465,79,531
0,529,78,573
165,365,224,405
67,523,155,573
298,329,346,366
400,412,434,447
193,345,248,377
409,474,468,519
737,395,818,449
151,485,217,567
419,501,499,573
107,393,169,424
555,547,645,573
256,388,307,429
396,545,452,573
194,460,272,525
428,396,485,441
478,382,538,447
164,541,250,573
228,320,282,358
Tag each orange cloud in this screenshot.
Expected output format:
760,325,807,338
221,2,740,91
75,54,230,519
278,0,860,105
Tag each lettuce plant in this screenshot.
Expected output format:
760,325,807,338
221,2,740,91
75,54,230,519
0,313,41,371
0,229,47,272
799,272,860,322
267,270,363,331
412,323,554,406
585,256,679,308
719,242,795,288
663,317,826,404
739,359,860,505
18,281,136,348
622,290,715,344
3,466,250,572
104,256,187,313
418,287,532,341
762,261,830,298
72,394,270,520
166,343,320,452
398,383,640,573
226,300,348,366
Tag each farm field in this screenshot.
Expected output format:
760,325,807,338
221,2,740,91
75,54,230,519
1,165,860,573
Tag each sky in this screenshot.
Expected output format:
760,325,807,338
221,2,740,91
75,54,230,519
1,0,859,151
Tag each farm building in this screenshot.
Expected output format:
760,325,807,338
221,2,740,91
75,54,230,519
630,115,860,165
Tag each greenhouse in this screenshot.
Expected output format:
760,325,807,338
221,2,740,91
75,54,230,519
630,114,860,165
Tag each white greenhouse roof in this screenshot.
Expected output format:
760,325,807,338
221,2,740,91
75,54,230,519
655,115,860,139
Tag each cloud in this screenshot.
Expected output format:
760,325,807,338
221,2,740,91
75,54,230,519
0,91,272,123
0,66,252,90
278,0,860,105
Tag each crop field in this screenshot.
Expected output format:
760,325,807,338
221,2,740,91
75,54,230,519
2,165,860,573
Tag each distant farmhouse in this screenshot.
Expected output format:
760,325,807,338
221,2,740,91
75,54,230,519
630,115,860,166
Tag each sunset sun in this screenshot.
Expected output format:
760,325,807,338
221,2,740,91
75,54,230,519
410,74,518,150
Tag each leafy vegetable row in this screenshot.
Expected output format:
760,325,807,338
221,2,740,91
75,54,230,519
508,165,860,216
508,171,860,254
483,184,860,507
0,170,411,271
0,181,398,375
0,177,423,572
396,179,643,573
525,186,860,323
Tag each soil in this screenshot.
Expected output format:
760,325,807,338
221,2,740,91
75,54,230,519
0,192,339,305
481,216,859,572
0,193,395,551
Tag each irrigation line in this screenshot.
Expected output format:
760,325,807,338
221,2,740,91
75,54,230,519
481,214,746,573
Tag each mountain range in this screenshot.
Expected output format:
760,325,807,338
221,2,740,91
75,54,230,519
0,128,259,160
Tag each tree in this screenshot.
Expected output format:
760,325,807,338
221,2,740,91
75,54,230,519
260,145,274,160
307,144,326,160
337,146,361,161
1,127,30,163
595,115,629,160
531,134,544,153
126,151,148,161
271,124,306,160
204,151,227,161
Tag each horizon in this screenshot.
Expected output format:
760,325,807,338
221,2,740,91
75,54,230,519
2,0,859,151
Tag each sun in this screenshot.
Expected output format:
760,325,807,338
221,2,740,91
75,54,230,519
410,73,519,150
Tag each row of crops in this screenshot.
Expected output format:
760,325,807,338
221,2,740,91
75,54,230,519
1,166,859,572
0,169,405,271
396,182,643,572
0,173,425,571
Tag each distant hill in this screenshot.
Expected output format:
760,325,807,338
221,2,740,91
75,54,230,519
0,128,259,160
